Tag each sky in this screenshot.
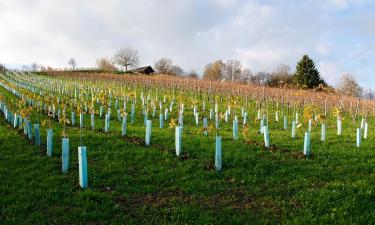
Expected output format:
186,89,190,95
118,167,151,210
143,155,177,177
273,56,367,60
0,0,374,90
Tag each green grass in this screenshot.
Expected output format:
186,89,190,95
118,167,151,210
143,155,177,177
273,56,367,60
1,84,375,224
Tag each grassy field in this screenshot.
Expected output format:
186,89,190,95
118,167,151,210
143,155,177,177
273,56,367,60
1,73,375,224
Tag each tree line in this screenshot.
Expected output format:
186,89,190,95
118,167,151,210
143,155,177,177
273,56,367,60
202,55,325,89
1,47,372,99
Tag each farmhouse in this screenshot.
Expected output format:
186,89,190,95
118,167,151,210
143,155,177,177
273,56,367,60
128,66,155,75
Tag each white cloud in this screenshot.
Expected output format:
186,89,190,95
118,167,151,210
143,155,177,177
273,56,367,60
318,61,345,86
235,45,302,73
316,42,331,56
323,0,373,10
328,0,349,9
210,0,238,8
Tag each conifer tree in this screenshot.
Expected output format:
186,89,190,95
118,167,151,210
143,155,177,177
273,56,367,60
293,55,326,88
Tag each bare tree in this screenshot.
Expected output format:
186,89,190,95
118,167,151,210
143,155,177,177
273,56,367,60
68,58,76,71
187,70,199,79
203,60,225,81
96,58,117,72
274,64,291,78
169,65,183,76
21,65,30,71
31,62,38,71
241,68,253,84
336,74,362,97
154,58,173,74
154,58,185,76
364,89,375,100
224,59,242,82
250,72,271,85
268,64,292,87
113,48,139,71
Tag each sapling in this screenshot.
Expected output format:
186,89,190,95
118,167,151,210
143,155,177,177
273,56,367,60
203,117,208,136
77,103,84,128
275,111,279,122
263,125,270,148
41,110,54,157
291,120,296,138
364,122,368,139
304,132,311,158
89,102,96,130
59,104,70,173
284,116,288,130
121,110,128,137
171,119,182,156
356,128,361,148
233,116,239,140
321,123,326,142
145,120,152,146
215,136,222,172
333,107,343,136
78,146,88,188
164,108,169,121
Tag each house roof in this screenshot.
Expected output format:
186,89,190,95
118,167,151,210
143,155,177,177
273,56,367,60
128,66,155,73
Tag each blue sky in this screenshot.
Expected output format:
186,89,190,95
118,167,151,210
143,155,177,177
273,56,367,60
0,0,374,90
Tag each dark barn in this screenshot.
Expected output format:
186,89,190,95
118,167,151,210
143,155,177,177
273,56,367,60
128,66,155,75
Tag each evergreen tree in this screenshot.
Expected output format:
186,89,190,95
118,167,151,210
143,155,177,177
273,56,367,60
293,55,326,88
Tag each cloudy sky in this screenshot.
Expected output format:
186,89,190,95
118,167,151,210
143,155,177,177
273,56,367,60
0,0,374,89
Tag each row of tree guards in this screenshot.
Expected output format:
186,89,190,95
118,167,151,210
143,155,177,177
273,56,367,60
0,100,88,188
47,71,375,117
0,71,372,189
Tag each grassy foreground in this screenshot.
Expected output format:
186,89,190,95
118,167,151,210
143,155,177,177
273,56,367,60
1,85,375,224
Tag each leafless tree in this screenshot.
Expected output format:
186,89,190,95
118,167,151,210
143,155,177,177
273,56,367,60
274,64,291,77
68,58,76,71
364,89,375,100
21,65,30,71
187,70,199,79
96,58,117,71
113,48,139,71
336,74,362,97
154,58,185,76
268,64,292,87
250,72,271,85
154,58,173,74
203,60,225,81
169,65,183,76
241,68,253,84
31,62,38,71
224,59,242,82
